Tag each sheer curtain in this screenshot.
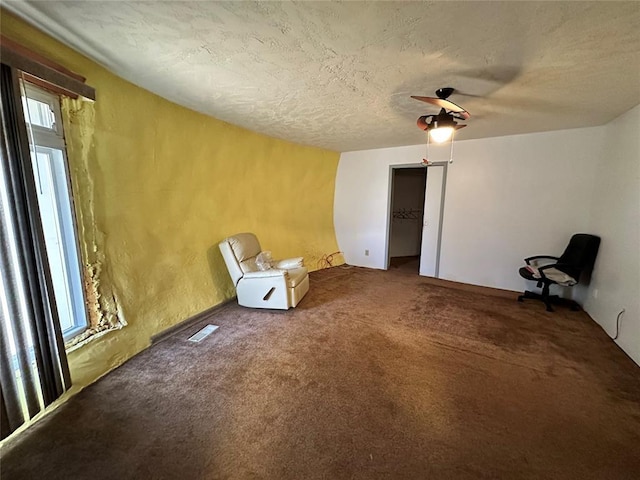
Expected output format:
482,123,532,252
1,63,70,440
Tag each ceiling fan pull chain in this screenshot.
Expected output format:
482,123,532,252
449,131,455,164
422,134,431,166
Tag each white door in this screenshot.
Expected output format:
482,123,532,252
419,165,445,277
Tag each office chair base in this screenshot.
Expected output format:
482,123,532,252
518,290,581,312
518,290,555,311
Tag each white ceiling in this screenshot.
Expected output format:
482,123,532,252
5,1,640,152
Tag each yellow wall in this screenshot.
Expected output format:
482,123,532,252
1,12,341,392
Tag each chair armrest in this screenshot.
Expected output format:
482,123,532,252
537,263,553,280
243,269,287,279
525,255,559,265
274,257,304,269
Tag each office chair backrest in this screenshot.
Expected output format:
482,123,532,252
557,234,601,280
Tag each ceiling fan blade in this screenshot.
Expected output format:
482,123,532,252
454,110,471,120
454,124,467,130
456,109,470,120
411,96,470,119
416,115,430,131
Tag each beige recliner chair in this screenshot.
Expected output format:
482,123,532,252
219,233,309,309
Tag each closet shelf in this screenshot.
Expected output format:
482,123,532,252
392,208,422,220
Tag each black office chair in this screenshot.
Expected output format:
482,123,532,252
517,234,600,312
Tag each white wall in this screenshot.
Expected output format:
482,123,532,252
335,126,603,291
584,105,640,365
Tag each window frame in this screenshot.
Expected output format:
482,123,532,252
21,82,89,343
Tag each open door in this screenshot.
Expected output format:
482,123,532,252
419,163,447,277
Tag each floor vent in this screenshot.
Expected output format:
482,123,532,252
188,324,219,342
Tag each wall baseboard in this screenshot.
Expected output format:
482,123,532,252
151,297,237,345
420,276,519,299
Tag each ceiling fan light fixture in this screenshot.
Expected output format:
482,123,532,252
412,89,471,163
429,126,454,143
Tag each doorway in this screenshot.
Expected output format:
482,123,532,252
387,167,427,273
386,163,448,277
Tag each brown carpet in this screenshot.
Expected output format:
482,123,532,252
2,266,639,479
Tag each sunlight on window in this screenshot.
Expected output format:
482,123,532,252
21,96,56,130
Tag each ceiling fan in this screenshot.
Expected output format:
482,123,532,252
411,87,470,143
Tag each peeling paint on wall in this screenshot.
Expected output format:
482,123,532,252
66,261,127,352
61,97,128,351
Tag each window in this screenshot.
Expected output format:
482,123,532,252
2,41,92,440
21,83,88,341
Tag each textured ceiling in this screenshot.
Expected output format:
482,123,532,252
5,1,640,152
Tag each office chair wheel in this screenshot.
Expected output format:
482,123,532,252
517,295,524,302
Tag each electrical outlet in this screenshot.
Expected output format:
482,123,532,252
593,288,599,299
365,249,369,256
